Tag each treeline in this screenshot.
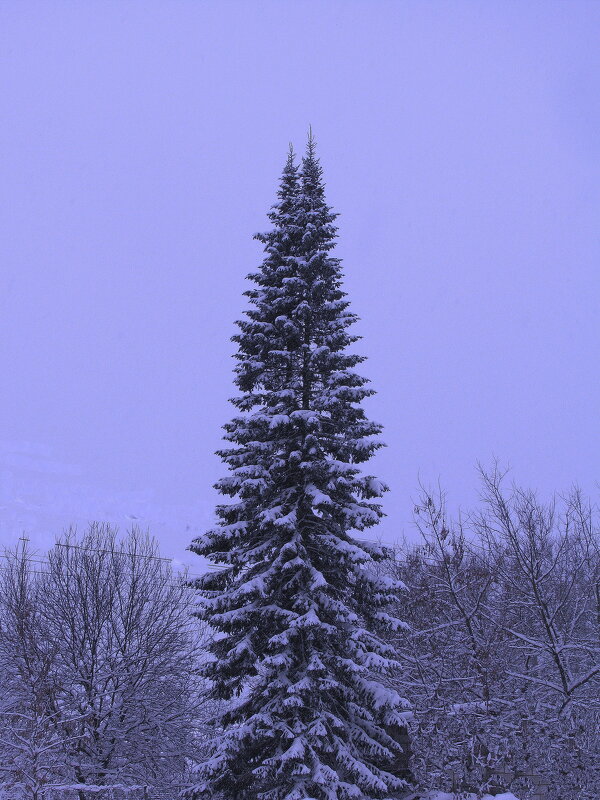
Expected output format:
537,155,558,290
1,470,598,800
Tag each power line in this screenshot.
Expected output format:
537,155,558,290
54,540,173,562
0,547,207,580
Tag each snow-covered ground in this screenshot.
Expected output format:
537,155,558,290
0,440,208,574
414,793,519,800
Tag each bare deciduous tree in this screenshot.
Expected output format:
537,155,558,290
389,467,600,800
0,526,205,800
0,541,73,800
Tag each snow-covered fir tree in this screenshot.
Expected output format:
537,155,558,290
189,134,408,800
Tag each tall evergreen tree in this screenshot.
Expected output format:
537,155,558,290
189,135,407,800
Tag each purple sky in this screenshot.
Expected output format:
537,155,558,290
1,2,599,568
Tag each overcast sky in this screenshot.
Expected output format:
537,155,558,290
1,1,599,568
